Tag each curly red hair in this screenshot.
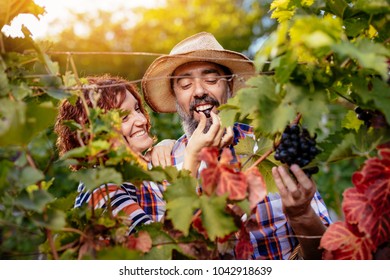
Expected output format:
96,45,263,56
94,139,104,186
55,74,151,158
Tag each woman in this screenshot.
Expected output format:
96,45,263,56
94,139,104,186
55,75,170,234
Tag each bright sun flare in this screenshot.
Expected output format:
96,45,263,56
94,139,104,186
2,0,162,39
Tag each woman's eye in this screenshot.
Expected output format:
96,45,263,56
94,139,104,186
135,106,141,112
122,115,129,122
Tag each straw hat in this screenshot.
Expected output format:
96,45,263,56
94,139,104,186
141,32,255,113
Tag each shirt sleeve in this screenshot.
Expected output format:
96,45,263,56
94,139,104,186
75,182,152,234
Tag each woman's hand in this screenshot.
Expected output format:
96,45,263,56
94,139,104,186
145,139,175,168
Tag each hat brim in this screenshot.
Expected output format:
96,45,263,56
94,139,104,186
142,49,255,113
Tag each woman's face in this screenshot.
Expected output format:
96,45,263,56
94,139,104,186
120,90,153,155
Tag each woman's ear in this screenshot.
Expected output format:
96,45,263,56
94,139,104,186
228,81,234,98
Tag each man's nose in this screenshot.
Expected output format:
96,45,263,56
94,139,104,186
193,78,208,97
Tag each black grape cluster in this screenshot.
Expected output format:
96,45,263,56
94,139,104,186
274,124,320,177
354,107,372,127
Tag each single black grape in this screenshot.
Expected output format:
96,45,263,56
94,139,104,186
203,109,211,118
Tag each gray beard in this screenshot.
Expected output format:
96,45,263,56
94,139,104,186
175,87,232,138
175,102,213,137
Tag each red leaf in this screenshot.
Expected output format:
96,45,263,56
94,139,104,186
351,172,368,193
216,166,247,200
367,176,390,213
127,231,152,253
359,207,390,247
199,147,219,167
342,187,370,225
219,147,234,165
199,147,248,200
200,166,219,196
245,167,267,210
359,148,390,184
235,226,254,260
320,222,374,260
199,147,220,195
378,148,390,166
192,210,208,239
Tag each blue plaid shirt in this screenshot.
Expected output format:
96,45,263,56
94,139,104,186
171,122,332,259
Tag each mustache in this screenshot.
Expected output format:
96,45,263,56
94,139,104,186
189,96,220,112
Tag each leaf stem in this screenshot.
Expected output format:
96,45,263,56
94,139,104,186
61,227,88,238
248,149,273,170
329,88,355,104
46,228,59,260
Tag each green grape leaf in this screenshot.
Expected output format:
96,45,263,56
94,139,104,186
10,83,32,100
141,223,181,260
46,88,71,100
15,189,55,213
274,53,298,84
148,165,183,183
355,0,390,14
165,176,200,236
0,101,58,146
63,71,79,88
371,79,390,124
326,0,348,18
199,194,237,241
353,127,386,156
0,0,45,27
116,162,152,182
69,167,123,191
242,75,278,108
342,110,363,132
343,17,369,37
49,193,78,211
252,93,296,136
258,159,279,193
97,246,141,260
285,84,329,133
0,63,10,97
322,132,356,163
19,166,45,188
219,106,239,128
235,136,279,193
235,137,257,158
333,40,390,79
96,215,117,228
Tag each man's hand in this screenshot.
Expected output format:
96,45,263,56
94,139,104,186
271,164,326,259
272,164,316,218
187,111,233,155
183,111,233,176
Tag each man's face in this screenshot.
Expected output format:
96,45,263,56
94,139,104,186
172,61,232,136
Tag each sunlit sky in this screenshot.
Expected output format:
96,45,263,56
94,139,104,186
2,0,163,39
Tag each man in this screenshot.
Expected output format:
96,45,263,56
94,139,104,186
142,32,331,259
